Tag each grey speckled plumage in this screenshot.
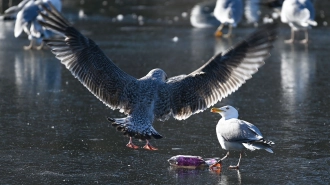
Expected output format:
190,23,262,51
38,3,277,147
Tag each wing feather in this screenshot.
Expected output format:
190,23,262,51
167,24,276,120
38,3,136,111
217,119,263,142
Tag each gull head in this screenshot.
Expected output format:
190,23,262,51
211,105,238,120
148,68,168,81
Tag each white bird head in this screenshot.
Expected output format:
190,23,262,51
147,68,168,81
211,105,238,120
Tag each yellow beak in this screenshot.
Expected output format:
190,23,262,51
211,107,222,113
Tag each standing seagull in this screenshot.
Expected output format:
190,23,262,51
280,0,317,43
210,105,274,169
213,0,243,37
14,0,62,50
38,3,276,150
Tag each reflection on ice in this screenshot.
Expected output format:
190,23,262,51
214,37,233,56
14,51,62,97
280,45,316,113
168,165,242,185
0,21,15,40
217,170,242,185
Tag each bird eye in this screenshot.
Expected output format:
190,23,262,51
226,107,229,110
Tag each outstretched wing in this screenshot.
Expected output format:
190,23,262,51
39,3,136,112
167,24,277,120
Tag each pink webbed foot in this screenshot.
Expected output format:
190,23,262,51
126,142,139,149
126,137,139,149
209,161,222,170
143,140,158,150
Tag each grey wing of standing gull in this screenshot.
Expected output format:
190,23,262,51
217,119,262,142
38,3,137,113
166,24,277,120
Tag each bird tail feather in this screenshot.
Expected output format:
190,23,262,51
307,20,317,26
107,117,163,140
242,139,274,153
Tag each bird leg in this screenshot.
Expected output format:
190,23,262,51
214,24,224,37
285,29,295,43
209,151,230,169
229,152,242,170
221,151,230,161
223,25,233,38
126,137,139,149
35,41,45,50
143,140,158,150
300,30,309,44
24,39,34,50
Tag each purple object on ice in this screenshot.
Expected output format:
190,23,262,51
168,155,206,167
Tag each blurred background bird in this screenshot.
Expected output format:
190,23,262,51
12,0,62,50
190,1,220,28
213,0,243,37
3,0,31,20
280,0,317,43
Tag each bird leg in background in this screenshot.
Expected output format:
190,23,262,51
143,140,158,150
223,25,233,38
214,24,224,37
285,29,295,43
24,39,34,50
35,42,45,50
300,30,309,44
126,137,139,149
229,152,243,169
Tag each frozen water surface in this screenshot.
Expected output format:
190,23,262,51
0,0,330,184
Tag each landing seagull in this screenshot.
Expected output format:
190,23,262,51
210,105,274,169
38,3,276,150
